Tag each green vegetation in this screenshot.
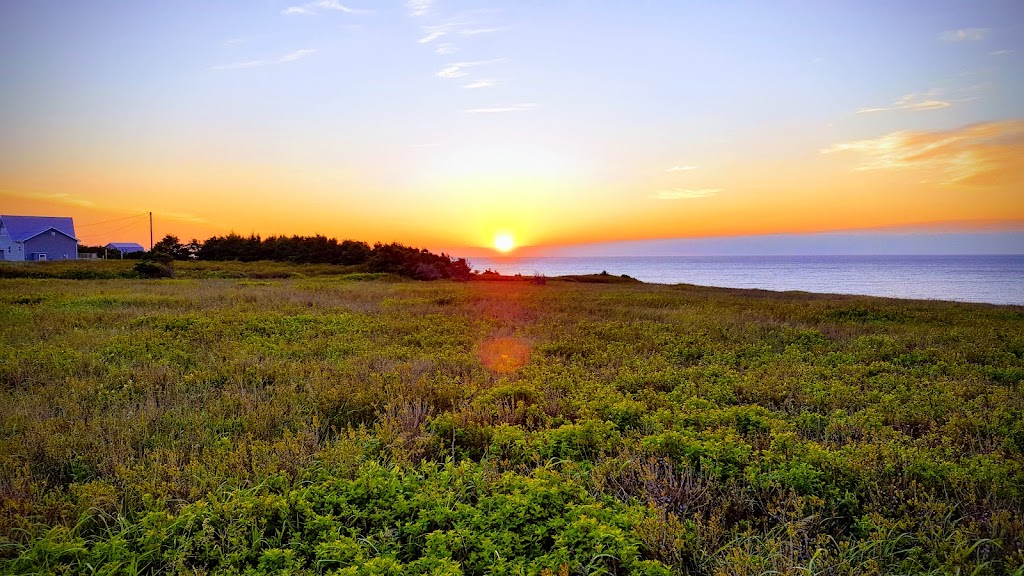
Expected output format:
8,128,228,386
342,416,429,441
80,233,474,280
1,270,1022,574
0,260,368,280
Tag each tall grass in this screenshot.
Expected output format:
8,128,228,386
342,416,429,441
1,274,1022,574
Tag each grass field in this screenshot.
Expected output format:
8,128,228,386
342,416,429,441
1,266,1023,574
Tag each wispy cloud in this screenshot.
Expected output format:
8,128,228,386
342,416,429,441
412,8,511,97
437,65,468,79
211,48,317,70
419,32,445,43
666,165,698,173
460,26,508,36
417,19,505,43
7,191,96,208
653,189,720,200
312,0,360,12
158,211,213,225
0,192,215,225
436,59,502,79
282,0,369,16
940,28,989,42
407,0,432,17
465,103,536,114
990,49,1012,56
279,49,317,62
417,22,457,43
857,91,951,113
822,120,1024,186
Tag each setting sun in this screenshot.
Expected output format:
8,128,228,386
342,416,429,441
494,234,516,253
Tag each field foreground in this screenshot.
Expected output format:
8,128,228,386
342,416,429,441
1,274,1023,574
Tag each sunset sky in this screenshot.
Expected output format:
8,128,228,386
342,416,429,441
1,0,1022,254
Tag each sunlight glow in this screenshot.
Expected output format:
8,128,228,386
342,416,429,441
494,234,516,253
478,337,531,373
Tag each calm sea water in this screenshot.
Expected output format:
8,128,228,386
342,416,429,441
470,255,1024,306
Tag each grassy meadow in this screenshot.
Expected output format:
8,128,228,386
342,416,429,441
1,262,1023,574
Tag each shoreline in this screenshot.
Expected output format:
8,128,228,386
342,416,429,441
3,258,1022,307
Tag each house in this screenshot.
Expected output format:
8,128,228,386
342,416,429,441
106,242,146,254
0,215,79,261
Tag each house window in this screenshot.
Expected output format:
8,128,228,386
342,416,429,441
51,231,56,236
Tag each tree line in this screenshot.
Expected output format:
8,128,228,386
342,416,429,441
83,233,473,280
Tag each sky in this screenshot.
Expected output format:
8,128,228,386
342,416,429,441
1,0,1023,255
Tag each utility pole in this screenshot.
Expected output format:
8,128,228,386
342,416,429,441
149,212,153,251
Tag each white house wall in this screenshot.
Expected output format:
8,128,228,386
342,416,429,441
0,226,24,261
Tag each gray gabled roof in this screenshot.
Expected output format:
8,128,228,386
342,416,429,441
0,215,78,241
106,242,146,252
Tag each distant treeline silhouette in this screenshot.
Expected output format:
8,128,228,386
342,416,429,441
87,233,473,280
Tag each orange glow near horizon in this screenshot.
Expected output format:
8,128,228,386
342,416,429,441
493,234,516,253
1,121,1022,252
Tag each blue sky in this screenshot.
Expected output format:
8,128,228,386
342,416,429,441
1,1,1022,254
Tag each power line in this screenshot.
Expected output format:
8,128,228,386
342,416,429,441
77,215,150,240
76,212,149,228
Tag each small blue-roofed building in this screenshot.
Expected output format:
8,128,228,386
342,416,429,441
106,242,146,254
0,215,78,261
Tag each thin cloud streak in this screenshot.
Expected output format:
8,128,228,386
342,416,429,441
463,80,497,89
460,27,508,36
407,0,432,17
211,49,316,70
653,189,720,200
5,191,96,208
436,59,503,79
417,19,505,44
857,91,952,113
418,22,457,43
667,165,698,172
940,28,989,42
419,31,446,43
279,49,317,62
822,120,1024,186
437,65,468,79
282,0,369,16
157,211,213,225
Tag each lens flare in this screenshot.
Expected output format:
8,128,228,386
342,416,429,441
478,336,531,373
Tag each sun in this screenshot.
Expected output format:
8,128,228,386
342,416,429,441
493,234,516,253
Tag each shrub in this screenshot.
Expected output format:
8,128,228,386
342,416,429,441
133,259,174,278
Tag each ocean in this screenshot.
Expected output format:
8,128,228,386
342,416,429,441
469,255,1024,306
